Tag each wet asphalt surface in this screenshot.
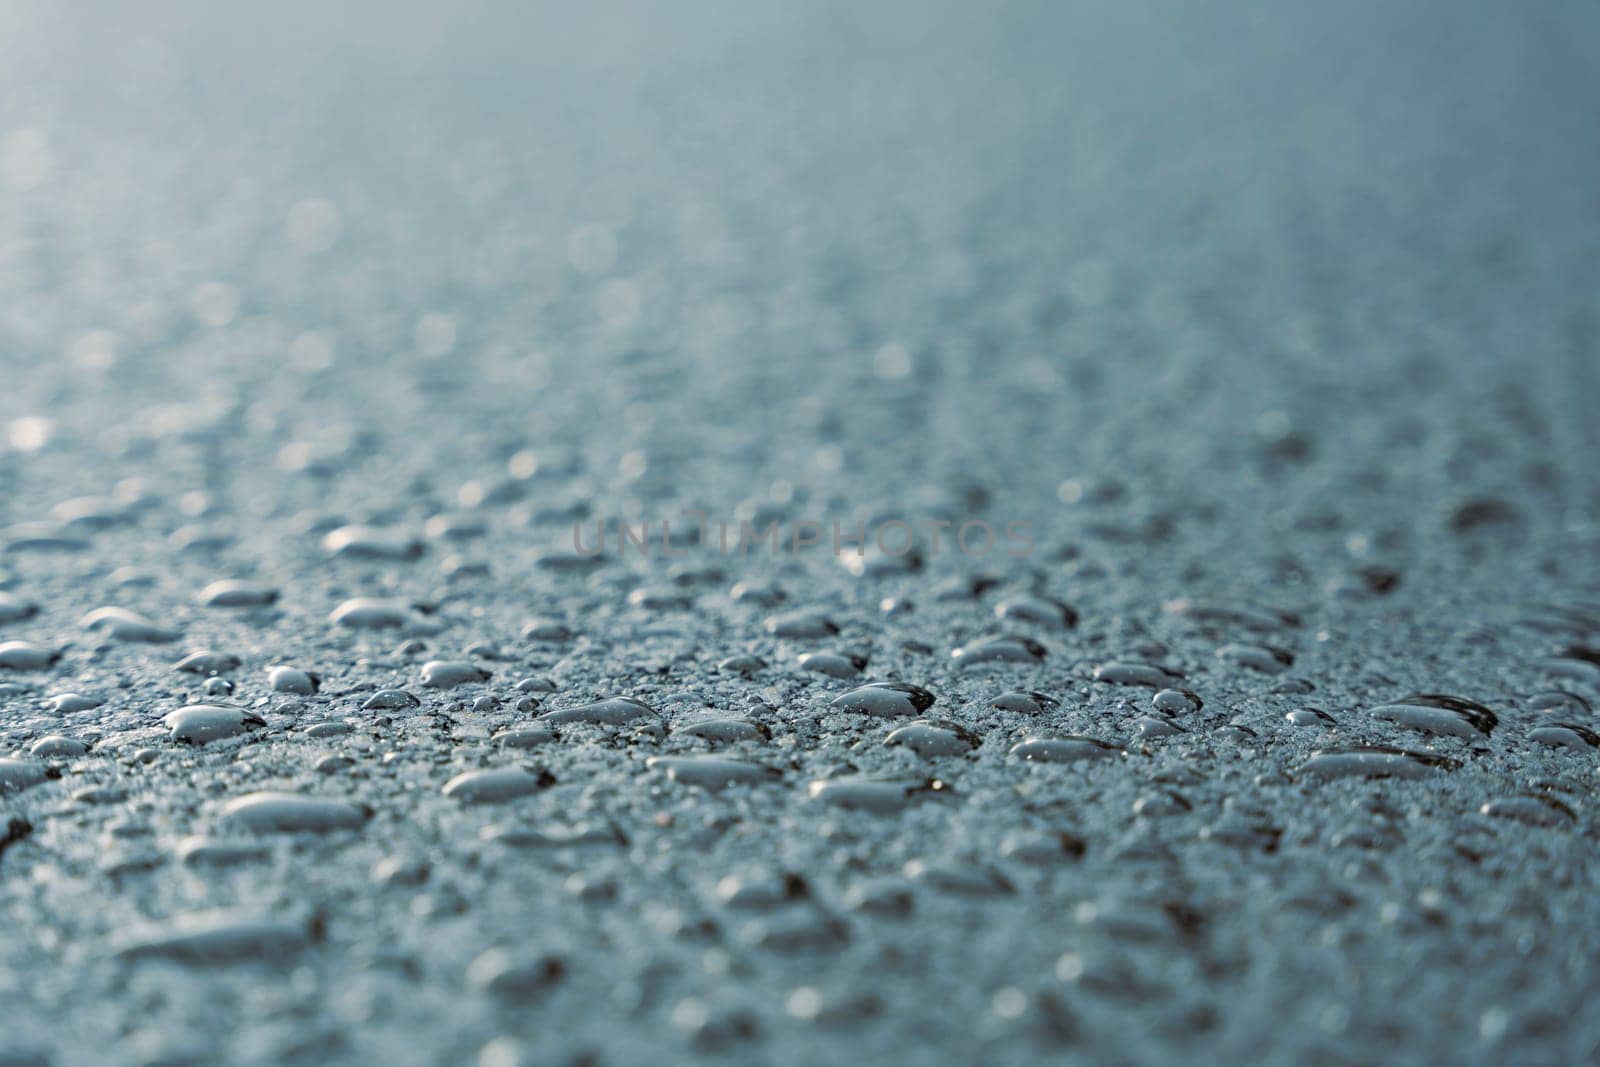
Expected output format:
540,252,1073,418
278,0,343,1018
2,2,1600,1064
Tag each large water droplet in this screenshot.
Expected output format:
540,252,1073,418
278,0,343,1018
951,635,1046,668
1302,746,1460,780
165,704,266,744
442,766,555,803
540,696,656,725
829,681,935,717
80,606,180,643
1368,694,1498,737
220,792,371,833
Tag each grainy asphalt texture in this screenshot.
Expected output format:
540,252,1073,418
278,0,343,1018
2,2,1600,1064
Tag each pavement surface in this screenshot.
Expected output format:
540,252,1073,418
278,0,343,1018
2,2,1600,1064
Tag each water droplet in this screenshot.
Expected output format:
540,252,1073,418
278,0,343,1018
493,726,556,749
197,580,278,608
1010,736,1121,763
1480,795,1576,827
330,598,415,630
166,704,267,744
174,650,241,675
47,692,103,713
715,870,809,909
420,660,491,688
1368,694,1498,737
1164,599,1299,632
994,595,1078,628
989,691,1058,714
951,635,1046,668
1132,791,1193,817
80,606,179,643
797,651,866,679
729,580,786,607
1135,716,1185,738
286,197,342,253
269,666,319,694
1528,723,1600,750
540,696,656,726
442,766,555,803
883,719,980,756
840,544,923,579
628,586,694,611
481,821,625,849
0,592,38,623
1302,746,1460,780
1151,688,1202,714
220,792,371,833
829,681,936,717
362,689,420,710
0,641,59,670
176,836,270,867
49,496,131,530
999,830,1087,864
520,617,573,642
904,859,1014,895
467,948,566,999
718,653,768,675
6,416,54,452
647,756,780,790
0,757,50,793
116,913,311,964
1092,660,1182,687
807,775,947,813
323,525,423,560
29,736,87,757
677,718,770,744
1216,643,1294,673
764,610,839,639
1527,690,1592,715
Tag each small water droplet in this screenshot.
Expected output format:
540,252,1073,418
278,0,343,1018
952,635,1046,668
420,660,492,688
1011,735,1121,763
442,766,555,803
883,719,980,757
80,606,179,643
647,756,781,790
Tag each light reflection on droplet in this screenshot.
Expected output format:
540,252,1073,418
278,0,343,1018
874,342,912,381
814,446,844,473
290,331,335,372
507,450,539,479
618,450,648,479
68,329,119,371
8,416,54,452
415,313,457,356
597,279,640,328
190,282,239,328
286,198,342,253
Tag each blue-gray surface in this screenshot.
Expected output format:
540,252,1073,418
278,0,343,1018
2,2,1600,1064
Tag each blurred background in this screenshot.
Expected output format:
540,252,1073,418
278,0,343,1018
1,0,1597,574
